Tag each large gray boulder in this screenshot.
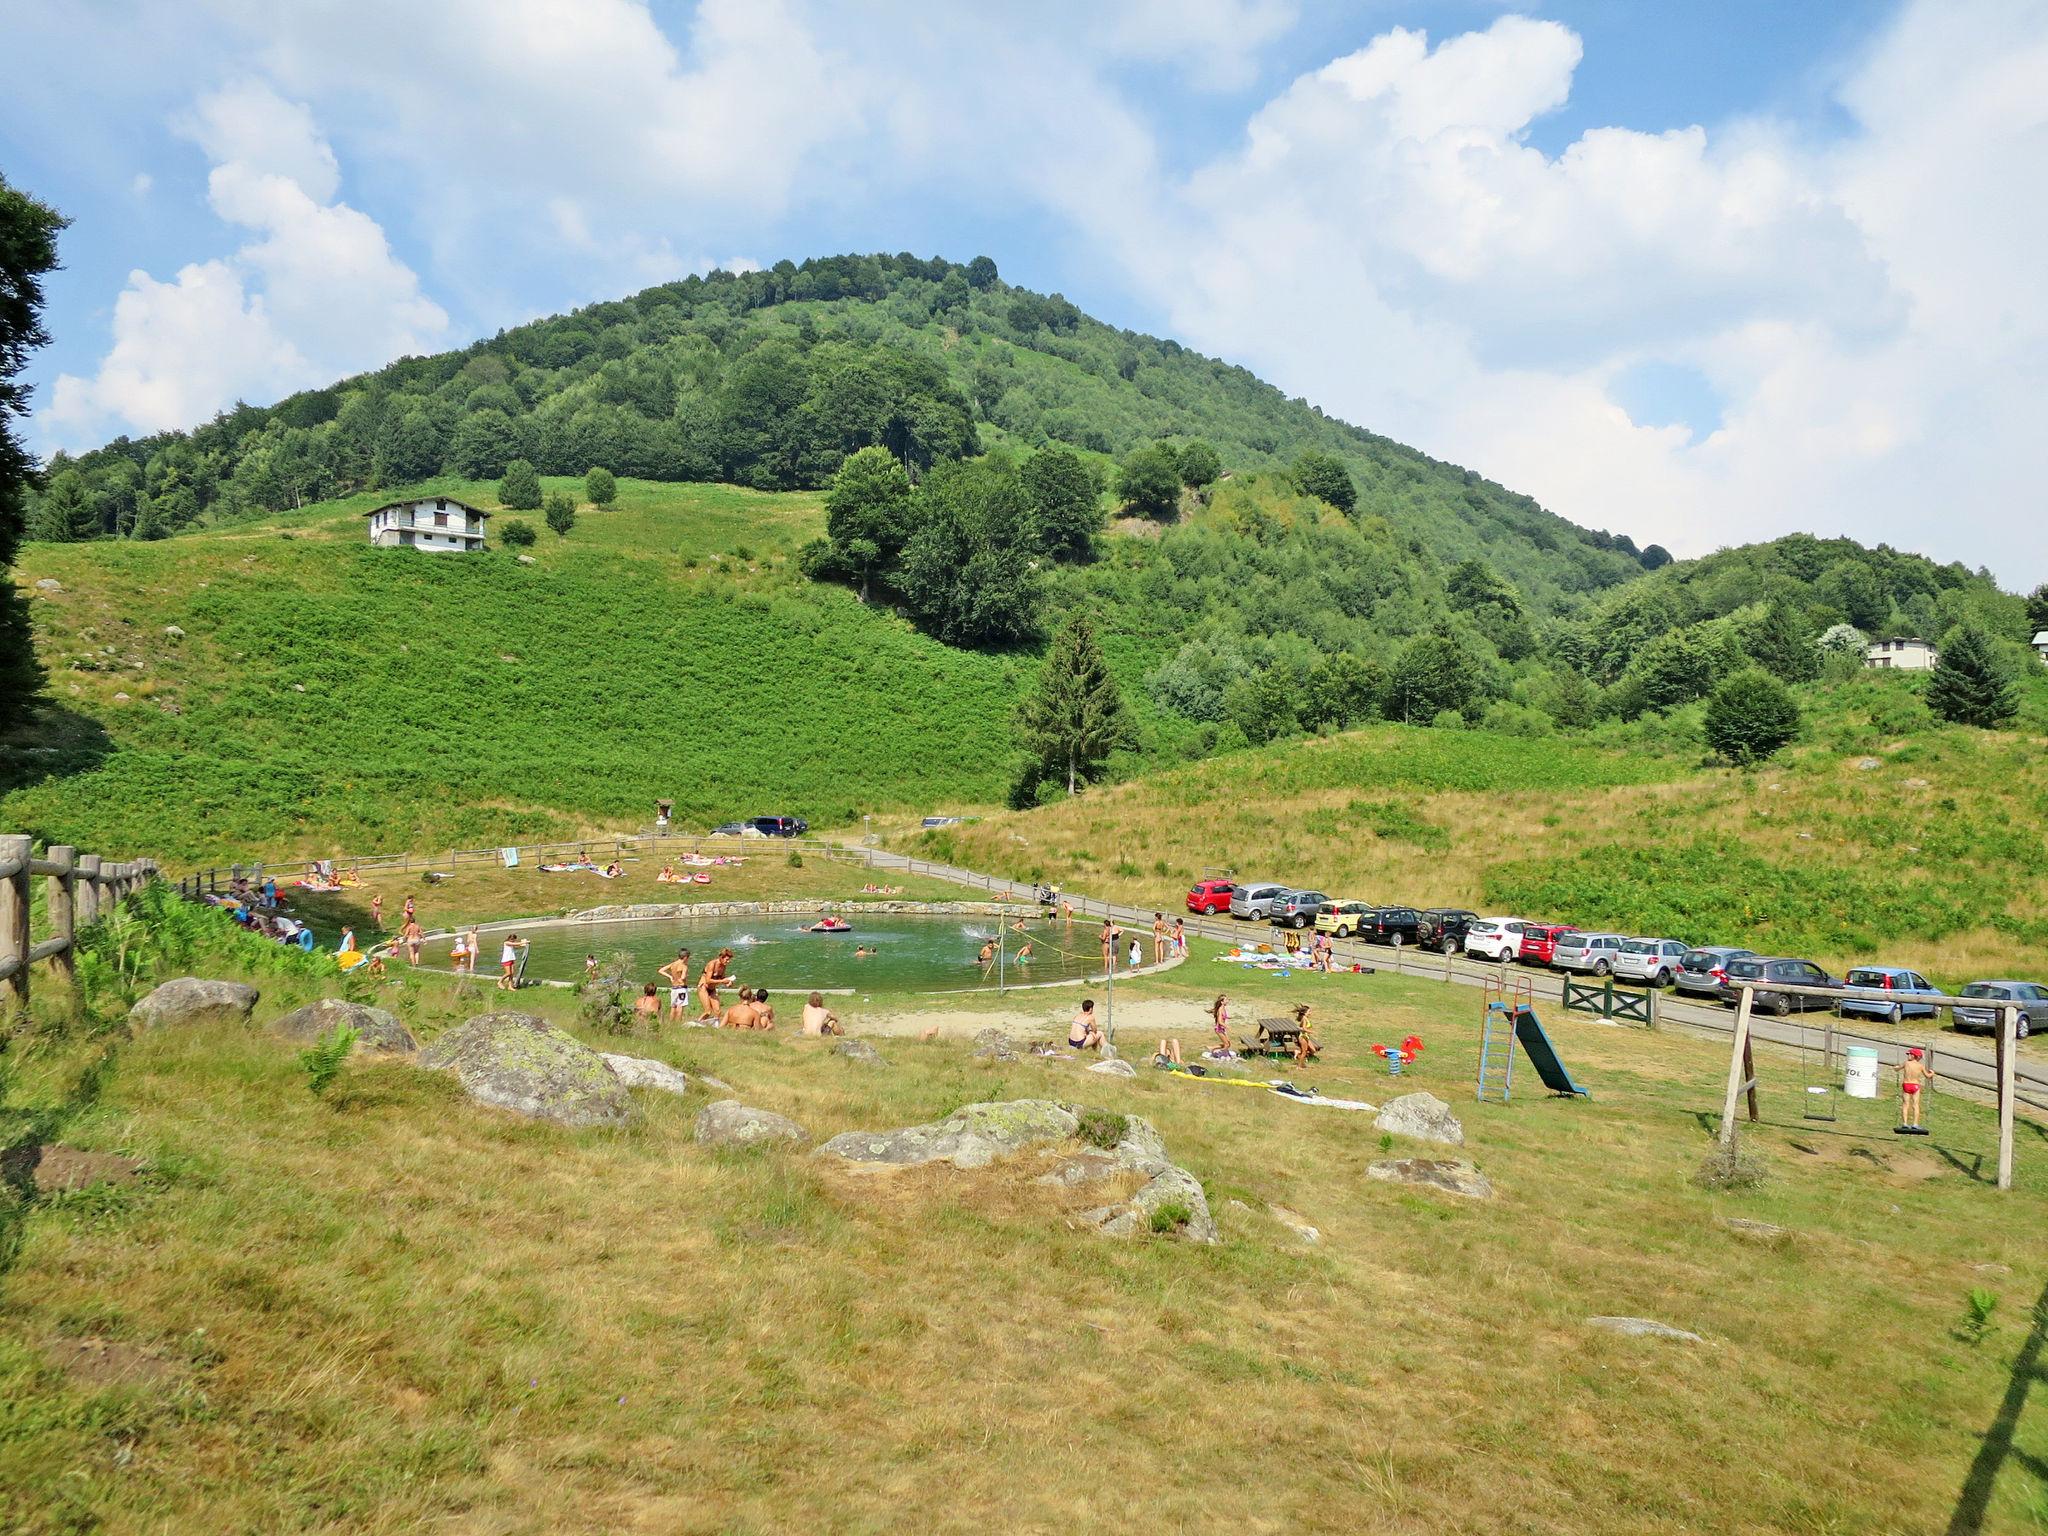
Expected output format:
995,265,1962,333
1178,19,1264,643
272,998,415,1054
816,1099,1078,1170
129,978,259,1031
970,1027,1017,1062
418,1012,637,1129
601,1054,692,1096
1366,1157,1493,1200
1373,1091,1465,1147
1087,1058,1137,1078
1079,1163,1219,1245
695,1100,808,1148
833,1039,884,1065
1586,1316,1704,1344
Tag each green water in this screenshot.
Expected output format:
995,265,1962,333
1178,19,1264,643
493,913,1109,994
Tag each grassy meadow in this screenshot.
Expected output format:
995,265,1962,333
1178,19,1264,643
908,701,2048,993
3,478,1021,861
1,892,2044,1534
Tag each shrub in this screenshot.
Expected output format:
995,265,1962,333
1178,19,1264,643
498,519,537,548
579,951,637,1034
543,491,577,538
1076,1108,1128,1149
1702,668,1801,764
1148,1200,1194,1234
299,1024,357,1097
498,459,542,510
585,466,617,506
1692,1139,1769,1191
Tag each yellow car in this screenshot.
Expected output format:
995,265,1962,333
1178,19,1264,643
1314,900,1375,938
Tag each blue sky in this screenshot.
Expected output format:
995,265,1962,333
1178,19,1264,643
4,0,2042,583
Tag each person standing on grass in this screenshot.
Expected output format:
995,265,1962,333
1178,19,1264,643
660,949,692,1019
1900,1048,1934,1131
699,948,734,1021
1171,918,1186,958
1152,912,1167,964
1210,994,1231,1053
402,895,415,927
370,893,383,931
498,933,529,990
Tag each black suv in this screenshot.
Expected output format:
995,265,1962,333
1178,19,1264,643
1360,906,1423,945
748,815,808,838
1418,908,1478,954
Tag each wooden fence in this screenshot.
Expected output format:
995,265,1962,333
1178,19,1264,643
0,834,159,1014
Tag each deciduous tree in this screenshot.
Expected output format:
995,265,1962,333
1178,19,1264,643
543,490,576,537
1115,442,1181,520
585,466,617,506
1703,668,1801,764
1290,451,1356,515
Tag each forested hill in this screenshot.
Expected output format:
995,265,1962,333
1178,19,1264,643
35,252,1655,609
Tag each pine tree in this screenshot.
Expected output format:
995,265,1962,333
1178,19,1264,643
498,458,542,510
1017,614,1133,794
1743,603,1819,682
27,469,99,541
543,490,576,537
1926,624,2018,728
585,466,617,506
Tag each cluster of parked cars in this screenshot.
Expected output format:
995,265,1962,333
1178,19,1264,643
1185,880,2042,1038
708,816,809,838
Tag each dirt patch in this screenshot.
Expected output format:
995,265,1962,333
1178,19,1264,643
44,1337,188,1391
1783,1136,1950,1182
2,1144,144,1195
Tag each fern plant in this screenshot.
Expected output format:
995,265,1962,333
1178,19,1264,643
299,1024,358,1097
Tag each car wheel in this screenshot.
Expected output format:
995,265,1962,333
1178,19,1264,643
2020,1017,2033,1040
1888,1003,1903,1025
1294,914,1310,930
1440,936,1456,955
1593,960,1610,977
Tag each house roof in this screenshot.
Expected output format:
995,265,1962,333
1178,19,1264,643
364,497,490,518
2033,631,2048,646
1868,636,1934,646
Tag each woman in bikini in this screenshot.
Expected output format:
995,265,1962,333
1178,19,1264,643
634,983,661,1024
698,948,734,1021
1210,994,1231,1053
1068,999,1104,1052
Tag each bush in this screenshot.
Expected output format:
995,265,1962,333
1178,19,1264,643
499,519,537,548
585,466,617,506
498,459,542,510
1702,668,1801,764
298,1024,357,1097
1077,1108,1129,1149
1693,1140,1769,1191
543,491,577,537
1148,1200,1195,1234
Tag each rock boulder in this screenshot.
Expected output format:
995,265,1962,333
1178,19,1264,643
1087,1058,1137,1078
601,1054,692,1096
272,998,415,1054
1365,1157,1493,1200
419,1012,637,1128
833,1039,884,1064
1373,1091,1464,1147
129,978,259,1032
815,1099,1079,1170
695,1100,808,1148
1586,1316,1704,1344
970,1027,1017,1062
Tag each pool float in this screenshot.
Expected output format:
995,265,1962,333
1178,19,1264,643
807,919,853,934
692,873,712,884
335,949,367,972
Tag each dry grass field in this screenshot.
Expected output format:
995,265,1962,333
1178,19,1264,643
3,907,2044,1534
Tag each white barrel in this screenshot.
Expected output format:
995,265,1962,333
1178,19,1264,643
1844,1046,1881,1099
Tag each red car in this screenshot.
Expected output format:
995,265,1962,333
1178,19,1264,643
1186,879,1235,915
1517,923,1572,966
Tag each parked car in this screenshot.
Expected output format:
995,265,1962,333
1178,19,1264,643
1270,890,1331,929
1721,956,1841,1015
710,821,750,837
1186,879,1235,916
1838,966,1942,1023
1953,981,2048,1039
1516,923,1572,967
1552,931,1628,976
1229,882,1291,921
1675,946,1757,999
1314,900,1375,938
748,815,807,837
1615,938,1691,987
1359,906,1423,946
1418,909,1479,954
1463,918,1533,962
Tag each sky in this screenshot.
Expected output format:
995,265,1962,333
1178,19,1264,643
3,0,2044,586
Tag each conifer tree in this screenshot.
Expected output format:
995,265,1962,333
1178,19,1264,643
498,458,542,510
1927,624,2017,728
1018,613,1133,794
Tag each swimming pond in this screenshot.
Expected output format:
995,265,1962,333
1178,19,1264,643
477,912,1120,994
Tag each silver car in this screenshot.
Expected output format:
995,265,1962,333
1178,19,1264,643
1952,981,2045,1039
1614,938,1690,987
1229,882,1290,921
1552,931,1627,976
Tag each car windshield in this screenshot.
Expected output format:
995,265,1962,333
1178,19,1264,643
1621,941,1655,955
1846,970,1895,987
1960,983,2009,999
1727,960,1765,979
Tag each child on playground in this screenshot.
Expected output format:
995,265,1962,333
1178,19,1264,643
1899,1048,1934,1133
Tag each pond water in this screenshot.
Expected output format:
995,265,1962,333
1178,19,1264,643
482,913,1110,994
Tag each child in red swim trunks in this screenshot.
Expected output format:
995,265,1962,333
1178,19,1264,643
1899,1048,1933,1132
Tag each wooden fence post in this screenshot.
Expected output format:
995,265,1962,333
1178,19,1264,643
77,854,101,924
0,834,30,1015
1997,1005,2018,1192
1719,987,1756,1145
46,845,77,983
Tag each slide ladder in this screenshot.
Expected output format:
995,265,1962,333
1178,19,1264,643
1477,973,1534,1102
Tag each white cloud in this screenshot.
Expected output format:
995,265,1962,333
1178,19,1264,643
46,81,445,441
129,172,152,196
1096,0,1299,89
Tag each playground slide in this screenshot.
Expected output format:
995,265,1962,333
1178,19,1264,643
1513,1006,1592,1098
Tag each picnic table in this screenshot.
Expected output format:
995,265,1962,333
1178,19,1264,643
1243,1017,1305,1058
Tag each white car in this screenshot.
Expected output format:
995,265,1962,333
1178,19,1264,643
1464,918,1533,963
1553,931,1628,975
1614,938,1690,987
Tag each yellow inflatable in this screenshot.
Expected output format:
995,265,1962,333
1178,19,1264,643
335,949,367,972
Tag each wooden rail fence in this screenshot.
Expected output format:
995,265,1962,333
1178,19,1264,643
0,834,159,1014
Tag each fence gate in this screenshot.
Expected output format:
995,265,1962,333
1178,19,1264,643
1562,977,1653,1024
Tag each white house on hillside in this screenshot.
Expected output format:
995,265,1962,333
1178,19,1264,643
365,496,490,552
1864,636,1938,671
2033,630,2048,664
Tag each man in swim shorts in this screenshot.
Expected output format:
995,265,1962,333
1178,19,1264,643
660,949,692,1018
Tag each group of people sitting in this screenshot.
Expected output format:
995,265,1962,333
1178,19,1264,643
1279,928,1340,972
208,876,318,950
859,883,904,895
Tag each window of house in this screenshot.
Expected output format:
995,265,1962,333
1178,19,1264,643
436,498,447,511
435,512,447,527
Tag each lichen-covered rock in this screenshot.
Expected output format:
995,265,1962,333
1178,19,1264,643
1373,1091,1464,1147
815,1099,1079,1170
419,1012,637,1128
1079,1163,1218,1244
970,1027,1017,1062
1269,1204,1321,1244
129,977,259,1031
1586,1316,1704,1344
695,1100,808,1148
1035,1148,1125,1187
272,998,415,1054
1087,1058,1136,1078
833,1039,884,1064
1365,1157,1493,1200
601,1054,692,1096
